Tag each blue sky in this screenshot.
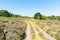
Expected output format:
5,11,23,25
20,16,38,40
0,0,60,17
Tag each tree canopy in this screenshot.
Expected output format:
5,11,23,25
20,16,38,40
0,10,14,17
34,12,42,19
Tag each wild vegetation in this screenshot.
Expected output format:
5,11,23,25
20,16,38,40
0,17,27,40
34,12,60,20
0,10,60,20
0,10,60,40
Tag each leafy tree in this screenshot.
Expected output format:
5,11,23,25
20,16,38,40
56,16,60,20
42,15,47,20
13,14,22,17
0,10,14,17
34,12,42,19
49,15,56,20
51,15,56,20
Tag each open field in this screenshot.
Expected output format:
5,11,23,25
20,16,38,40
0,17,60,40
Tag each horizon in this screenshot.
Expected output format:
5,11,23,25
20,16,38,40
0,0,60,17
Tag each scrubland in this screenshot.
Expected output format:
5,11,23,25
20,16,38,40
0,17,60,40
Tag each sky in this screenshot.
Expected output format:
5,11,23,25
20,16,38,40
0,0,60,17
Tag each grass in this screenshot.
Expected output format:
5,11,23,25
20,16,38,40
0,17,27,40
0,17,60,40
36,20,60,40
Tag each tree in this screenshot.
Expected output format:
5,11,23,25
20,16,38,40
56,16,60,20
49,15,56,20
34,12,42,19
42,15,47,20
13,14,22,17
0,10,14,17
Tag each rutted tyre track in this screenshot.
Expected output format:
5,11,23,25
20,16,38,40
25,23,32,40
30,22,44,40
33,23,56,40
25,20,56,40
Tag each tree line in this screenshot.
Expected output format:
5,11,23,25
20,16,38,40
0,10,31,18
0,10,22,17
0,10,60,20
34,12,60,20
